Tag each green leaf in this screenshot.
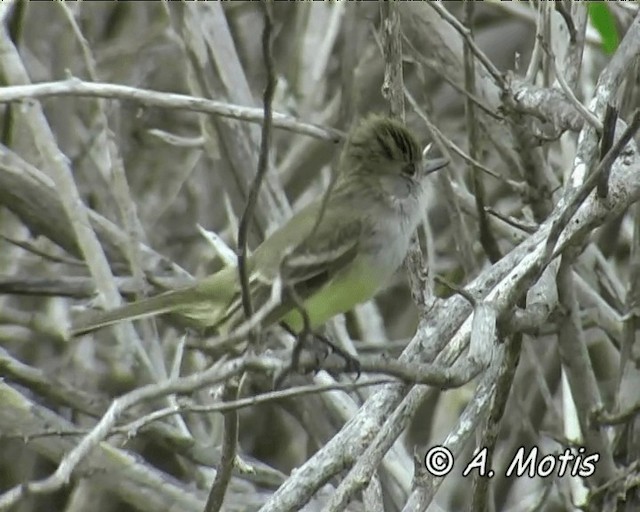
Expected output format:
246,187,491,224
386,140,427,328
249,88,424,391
588,3,619,54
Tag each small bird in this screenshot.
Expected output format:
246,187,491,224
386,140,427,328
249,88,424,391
71,115,447,337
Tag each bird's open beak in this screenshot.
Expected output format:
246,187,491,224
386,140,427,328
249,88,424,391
422,142,448,176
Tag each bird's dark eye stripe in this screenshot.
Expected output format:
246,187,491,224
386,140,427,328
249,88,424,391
375,133,394,159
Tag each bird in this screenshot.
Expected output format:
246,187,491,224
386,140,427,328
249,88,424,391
70,115,447,338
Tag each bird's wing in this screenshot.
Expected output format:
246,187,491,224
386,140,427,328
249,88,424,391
217,199,363,329
280,211,362,290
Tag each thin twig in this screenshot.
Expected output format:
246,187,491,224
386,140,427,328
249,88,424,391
524,1,544,82
403,35,502,121
204,379,240,512
0,234,85,267
207,7,275,508
405,88,511,184
426,2,506,89
463,1,501,264
236,0,276,325
118,378,393,435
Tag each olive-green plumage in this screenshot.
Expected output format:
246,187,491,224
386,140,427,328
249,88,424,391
71,116,447,337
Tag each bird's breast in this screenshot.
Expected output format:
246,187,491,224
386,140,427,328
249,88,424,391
363,216,416,277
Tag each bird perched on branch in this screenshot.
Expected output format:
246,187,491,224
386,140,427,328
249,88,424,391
71,115,447,338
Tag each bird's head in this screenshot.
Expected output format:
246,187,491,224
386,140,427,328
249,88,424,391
340,115,447,196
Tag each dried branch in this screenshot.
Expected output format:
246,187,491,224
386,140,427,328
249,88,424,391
0,79,342,142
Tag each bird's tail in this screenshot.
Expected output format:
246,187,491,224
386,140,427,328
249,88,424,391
70,288,193,337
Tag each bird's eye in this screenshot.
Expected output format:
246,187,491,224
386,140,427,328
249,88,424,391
402,163,416,176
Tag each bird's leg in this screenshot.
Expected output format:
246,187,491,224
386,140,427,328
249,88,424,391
276,285,360,379
279,320,361,378
309,331,361,378
281,285,314,374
